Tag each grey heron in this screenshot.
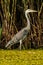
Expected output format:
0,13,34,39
5,9,37,50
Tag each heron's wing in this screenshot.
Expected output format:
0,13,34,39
12,28,28,41
5,28,28,48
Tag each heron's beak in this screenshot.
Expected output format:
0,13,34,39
29,9,37,12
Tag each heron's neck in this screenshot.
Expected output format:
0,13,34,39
25,14,30,30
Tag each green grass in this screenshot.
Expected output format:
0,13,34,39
0,49,43,65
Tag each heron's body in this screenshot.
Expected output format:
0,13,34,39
5,27,29,48
5,9,37,49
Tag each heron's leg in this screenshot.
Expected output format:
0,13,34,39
19,40,22,50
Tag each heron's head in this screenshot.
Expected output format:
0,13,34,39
25,9,37,15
